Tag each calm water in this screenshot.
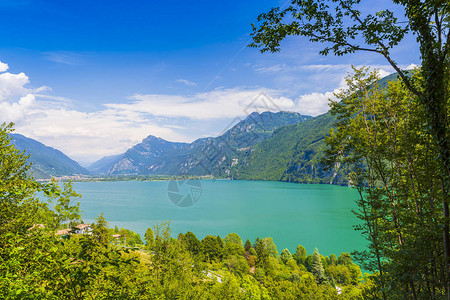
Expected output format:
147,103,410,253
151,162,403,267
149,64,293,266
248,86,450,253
73,180,365,256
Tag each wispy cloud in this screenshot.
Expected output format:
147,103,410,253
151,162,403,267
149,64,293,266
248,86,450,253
111,88,296,120
34,93,73,102
175,78,197,87
253,64,289,74
0,59,417,164
253,63,352,74
43,51,82,65
253,63,401,75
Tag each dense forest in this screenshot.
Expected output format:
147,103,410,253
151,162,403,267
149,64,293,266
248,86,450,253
0,124,368,298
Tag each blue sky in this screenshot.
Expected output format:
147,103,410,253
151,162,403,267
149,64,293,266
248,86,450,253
0,0,420,165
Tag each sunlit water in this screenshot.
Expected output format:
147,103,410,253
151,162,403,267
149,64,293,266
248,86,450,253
72,180,365,256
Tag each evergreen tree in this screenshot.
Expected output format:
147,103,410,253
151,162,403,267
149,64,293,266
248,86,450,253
280,248,293,264
201,235,223,262
293,244,307,263
216,235,223,248
244,239,252,251
254,237,270,269
311,248,326,283
93,213,110,247
182,231,201,256
224,232,244,256
145,227,154,249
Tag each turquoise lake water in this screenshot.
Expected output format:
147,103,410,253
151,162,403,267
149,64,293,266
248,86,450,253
73,180,365,256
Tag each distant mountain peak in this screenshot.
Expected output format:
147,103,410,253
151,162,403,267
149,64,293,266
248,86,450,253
142,135,165,143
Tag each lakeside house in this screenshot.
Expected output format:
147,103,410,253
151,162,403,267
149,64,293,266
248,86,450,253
55,228,72,235
54,224,93,236
27,224,45,231
74,224,92,235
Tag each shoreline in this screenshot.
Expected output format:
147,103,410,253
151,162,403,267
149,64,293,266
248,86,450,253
37,175,351,188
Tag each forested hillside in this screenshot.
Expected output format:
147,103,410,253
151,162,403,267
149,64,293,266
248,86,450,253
234,112,341,183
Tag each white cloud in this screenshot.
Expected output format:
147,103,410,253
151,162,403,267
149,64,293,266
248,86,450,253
406,63,419,70
0,61,8,72
0,60,41,122
377,69,391,78
176,79,197,87
0,71,31,101
0,59,419,165
108,88,299,120
0,60,184,164
295,92,335,116
0,94,36,122
19,106,185,165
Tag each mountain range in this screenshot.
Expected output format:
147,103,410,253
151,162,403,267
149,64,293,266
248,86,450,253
12,73,399,182
8,111,339,182
86,111,312,176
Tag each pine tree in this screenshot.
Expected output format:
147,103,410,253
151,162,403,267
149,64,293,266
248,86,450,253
280,248,293,264
144,227,154,249
311,248,326,283
93,213,110,247
244,239,252,251
293,245,307,263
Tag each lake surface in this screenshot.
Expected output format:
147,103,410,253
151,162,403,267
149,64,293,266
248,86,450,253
73,180,365,256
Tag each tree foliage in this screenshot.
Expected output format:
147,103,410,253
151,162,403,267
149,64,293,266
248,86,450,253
144,227,154,248
325,67,449,298
311,248,326,283
251,1,449,297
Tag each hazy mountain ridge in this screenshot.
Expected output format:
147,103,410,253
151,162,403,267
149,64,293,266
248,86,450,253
86,154,124,173
103,136,189,175
10,133,90,179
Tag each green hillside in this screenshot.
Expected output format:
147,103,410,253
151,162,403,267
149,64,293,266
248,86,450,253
234,112,343,183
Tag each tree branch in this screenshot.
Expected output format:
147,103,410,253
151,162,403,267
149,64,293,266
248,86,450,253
443,29,450,62
308,32,381,53
435,7,442,59
338,0,425,99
